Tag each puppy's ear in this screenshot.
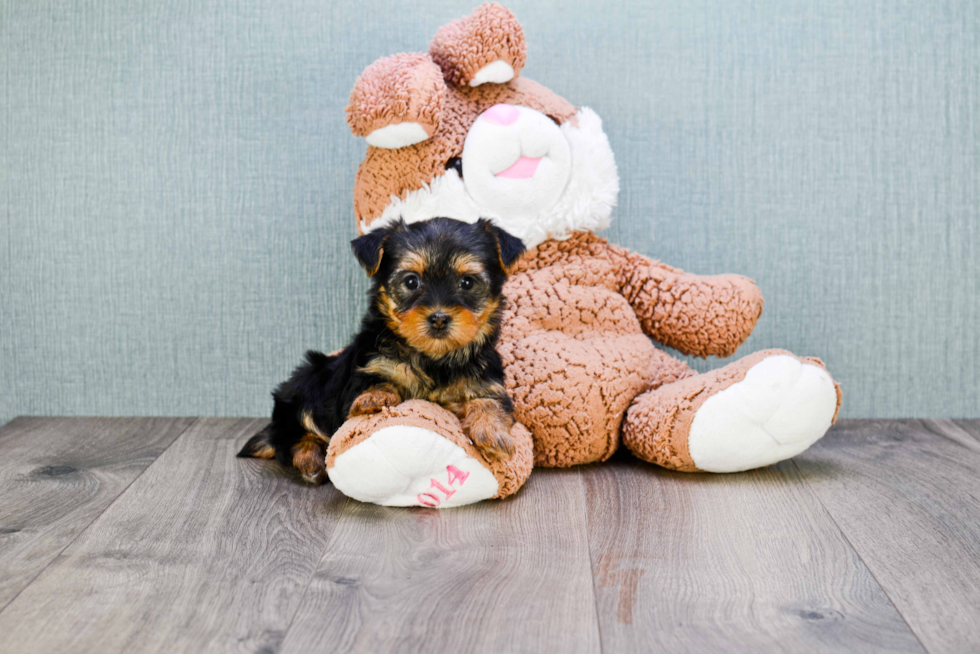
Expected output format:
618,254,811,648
351,221,402,276
479,219,526,273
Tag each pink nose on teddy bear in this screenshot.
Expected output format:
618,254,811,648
481,103,520,126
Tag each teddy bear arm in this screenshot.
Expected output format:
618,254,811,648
615,248,765,358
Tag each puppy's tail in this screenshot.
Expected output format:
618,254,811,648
237,425,276,459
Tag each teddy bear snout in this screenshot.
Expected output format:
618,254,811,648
461,105,572,222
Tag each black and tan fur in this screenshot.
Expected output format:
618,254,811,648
238,217,526,484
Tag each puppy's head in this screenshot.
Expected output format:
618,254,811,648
351,217,525,358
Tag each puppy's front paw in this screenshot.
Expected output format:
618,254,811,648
469,424,515,461
292,435,327,485
348,385,402,417
462,399,515,461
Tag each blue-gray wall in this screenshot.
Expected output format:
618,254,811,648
1,0,977,423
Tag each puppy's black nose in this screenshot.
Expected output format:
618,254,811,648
428,311,451,331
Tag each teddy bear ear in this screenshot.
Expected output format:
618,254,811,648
429,3,527,88
346,53,447,149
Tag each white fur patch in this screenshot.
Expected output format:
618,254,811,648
462,105,571,223
688,356,838,473
327,425,499,508
363,107,619,249
470,60,515,86
365,122,430,149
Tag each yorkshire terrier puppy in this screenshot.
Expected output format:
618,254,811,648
238,217,526,484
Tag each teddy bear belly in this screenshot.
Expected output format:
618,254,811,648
498,283,663,467
501,272,647,338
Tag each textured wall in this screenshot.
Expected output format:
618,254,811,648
1,0,977,423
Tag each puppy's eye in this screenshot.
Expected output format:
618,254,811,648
459,276,475,291
404,275,420,291
445,157,463,179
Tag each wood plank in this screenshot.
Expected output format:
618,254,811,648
934,418,980,454
0,416,194,610
277,468,602,654
795,419,980,654
953,420,980,446
0,418,348,654
584,450,925,653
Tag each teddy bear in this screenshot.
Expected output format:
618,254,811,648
324,3,842,508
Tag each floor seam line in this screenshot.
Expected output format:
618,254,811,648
791,457,931,654
276,496,353,653
579,468,606,654
921,419,980,456
0,417,201,617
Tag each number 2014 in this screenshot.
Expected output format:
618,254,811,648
416,465,470,507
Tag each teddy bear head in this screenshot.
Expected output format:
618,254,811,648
346,3,619,248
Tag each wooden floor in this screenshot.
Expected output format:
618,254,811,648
0,419,978,653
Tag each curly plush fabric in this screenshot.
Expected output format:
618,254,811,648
350,78,575,225
430,2,527,87
498,232,766,467
512,234,765,358
327,3,842,507
326,399,533,499
623,349,787,471
623,350,842,471
345,53,446,139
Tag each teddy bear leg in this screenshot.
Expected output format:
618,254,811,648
623,349,841,473
325,400,533,508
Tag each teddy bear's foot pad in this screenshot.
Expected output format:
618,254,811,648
327,425,499,508
688,355,838,472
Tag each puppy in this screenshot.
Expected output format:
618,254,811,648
238,217,526,484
